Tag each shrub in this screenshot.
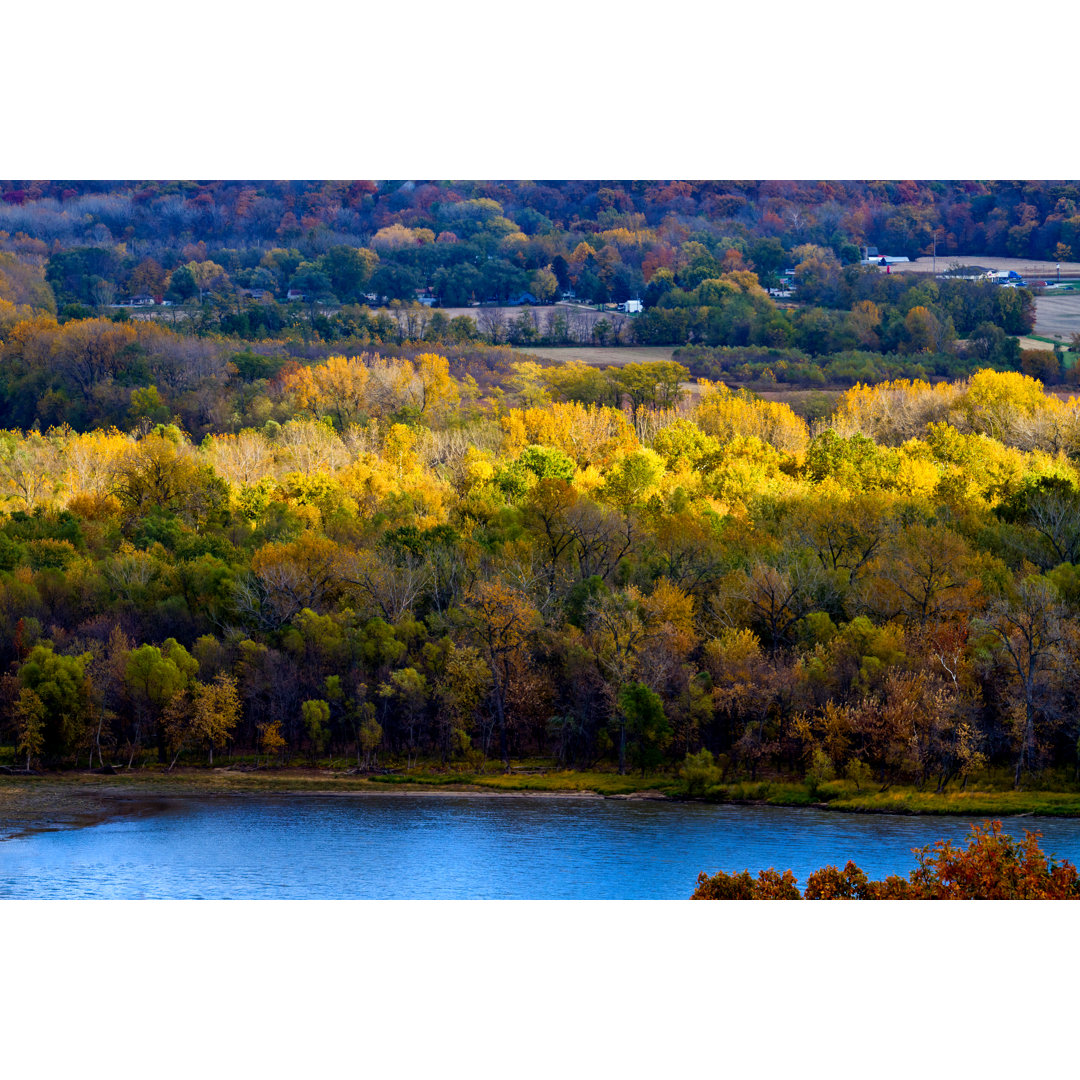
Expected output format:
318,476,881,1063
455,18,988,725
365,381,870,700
691,821,1080,899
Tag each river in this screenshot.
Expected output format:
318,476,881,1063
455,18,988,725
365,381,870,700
3,793,1080,899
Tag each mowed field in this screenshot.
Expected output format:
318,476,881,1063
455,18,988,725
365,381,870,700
1018,336,1057,351
900,255,1080,277
1034,295,1080,340
522,346,676,367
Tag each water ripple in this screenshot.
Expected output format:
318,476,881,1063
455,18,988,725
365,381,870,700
3,795,1079,899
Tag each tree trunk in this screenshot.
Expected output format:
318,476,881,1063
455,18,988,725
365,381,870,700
618,719,626,775
128,718,141,769
95,708,105,770
1015,693,1036,790
492,670,510,773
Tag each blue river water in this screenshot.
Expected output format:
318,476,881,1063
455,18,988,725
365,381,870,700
3,793,1080,899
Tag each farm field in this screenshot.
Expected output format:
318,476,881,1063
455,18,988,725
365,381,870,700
1017,336,1057,351
432,303,628,321
522,346,676,367
899,255,1080,277
1034,295,1080,340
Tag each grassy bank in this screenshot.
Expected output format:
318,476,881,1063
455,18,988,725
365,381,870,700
694,777,1080,817
6,762,1080,842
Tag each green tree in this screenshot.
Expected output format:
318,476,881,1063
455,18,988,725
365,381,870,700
617,682,672,775
302,699,331,764
614,361,690,409
18,645,92,764
124,639,198,765
15,687,45,770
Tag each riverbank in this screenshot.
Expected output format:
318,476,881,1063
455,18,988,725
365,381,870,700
706,778,1080,818
4,767,1080,840
0,767,675,840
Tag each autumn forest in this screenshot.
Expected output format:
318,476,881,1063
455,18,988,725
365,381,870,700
1,181,1080,806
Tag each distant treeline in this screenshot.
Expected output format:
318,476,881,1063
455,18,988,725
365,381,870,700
2,181,1079,304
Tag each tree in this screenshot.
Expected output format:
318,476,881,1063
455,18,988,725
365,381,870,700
690,867,801,899
15,687,45,770
435,644,491,762
863,524,979,626
522,478,580,591
124,639,198,765
379,667,427,767
317,246,376,302
240,534,345,631
162,673,241,769
166,265,198,302
129,258,167,298
51,318,138,397
301,698,331,764
111,431,227,530
616,681,672,775
723,561,822,658
786,493,895,597
18,645,92,764
0,431,64,511
613,361,689,410
459,580,540,771
529,268,559,303
412,352,459,420
257,719,286,768
996,475,1080,569
978,577,1069,788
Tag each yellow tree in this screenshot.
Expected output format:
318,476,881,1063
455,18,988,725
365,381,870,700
861,524,981,626
162,673,241,768
242,534,345,630
459,580,540,770
694,382,809,455
412,353,459,420
280,355,372,428
0,431,65,510
903,305,949,354
257,720,286,768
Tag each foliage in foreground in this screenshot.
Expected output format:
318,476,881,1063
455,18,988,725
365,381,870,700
690,820,1080,899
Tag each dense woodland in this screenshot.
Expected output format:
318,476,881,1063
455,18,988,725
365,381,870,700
3,181,1080,300
5,183,1080,789
4,314,1080,782
0,180,1066,368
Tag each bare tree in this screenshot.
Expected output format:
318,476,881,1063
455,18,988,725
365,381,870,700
978,578,1069,788
478,307,506,344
